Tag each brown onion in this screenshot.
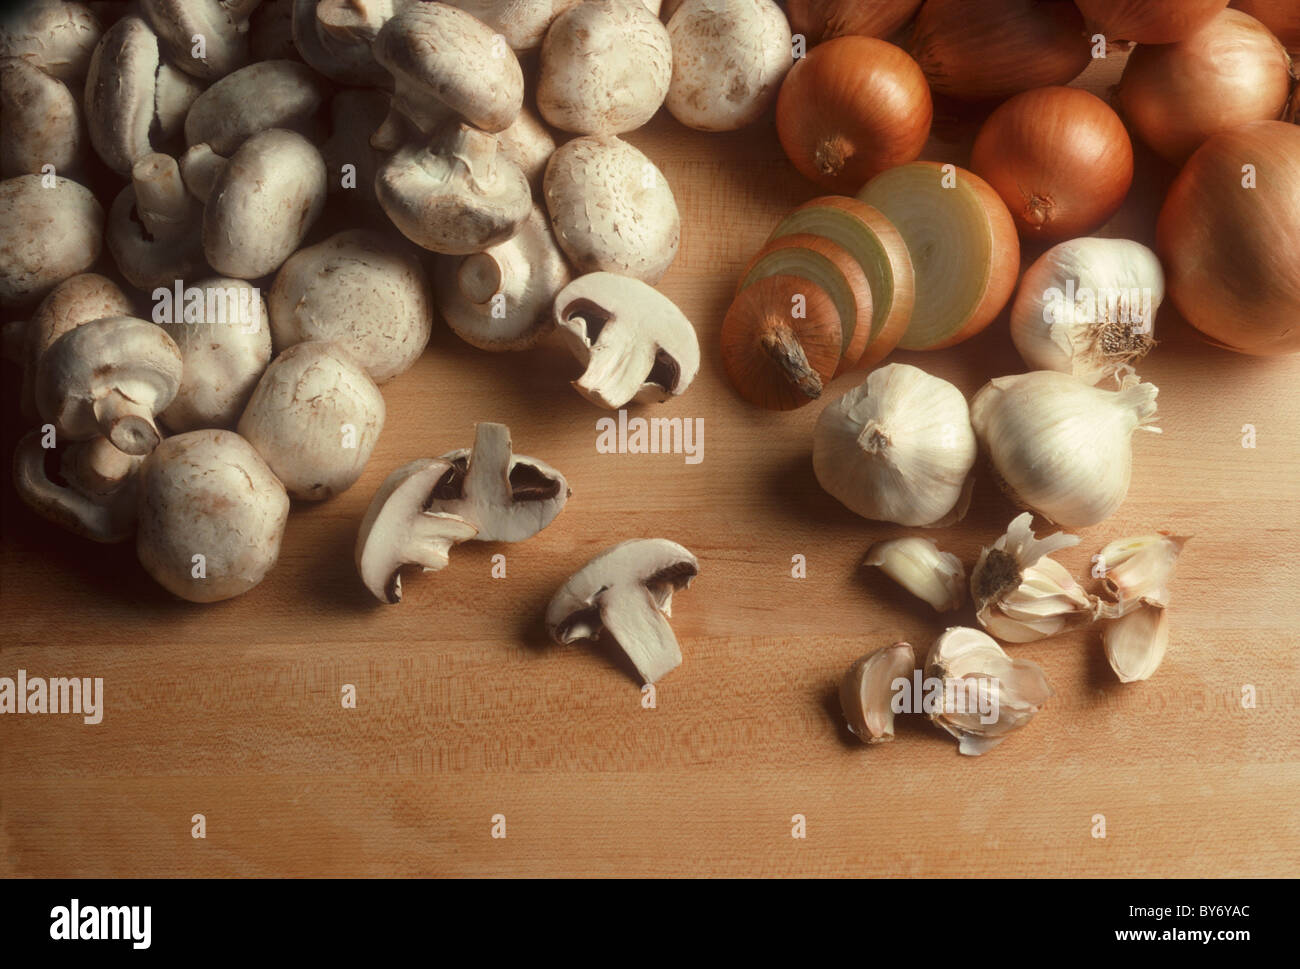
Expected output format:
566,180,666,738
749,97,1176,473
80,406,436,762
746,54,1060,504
1076,0,1230,43
1156,121,1300,355
971,86,1133,241
776,36,932,193
909,0,1091,101
1233,0,1300,50
786,0,923,43
1117,8,1292,165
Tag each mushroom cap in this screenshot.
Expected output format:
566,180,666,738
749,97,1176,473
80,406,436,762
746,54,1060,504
106,181,206,292
237,340,386,501
436,204,571,351
291,0,392,86
373,1,525,136
139,0,252,80
495,106,557,188
0,174,104,308
0,58,84,178
0,0,102,83
537,0,673,135
543,135,680,283
553,272,700,408
136,429,290,602
665,0,792,132
443,0,580,51
12,430,140,544
375,126,531,255
268,230,432,383
203,128,328,279
355,458,480,604
157,277,273,432
184,59,328,155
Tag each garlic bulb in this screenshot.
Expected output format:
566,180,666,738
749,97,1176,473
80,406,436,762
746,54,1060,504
1010,237,1164,385
813,363,977,527
972,512,1101,642
924,627,1053,757
864,537,964,612
1103,602,1169,683
840,643,916,744
970,370,1160,528
1095,533,1187,616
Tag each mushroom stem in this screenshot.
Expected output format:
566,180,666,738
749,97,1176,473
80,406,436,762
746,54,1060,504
63,436,140,497
458,252,505,305
437,124,499,179
93,388,163,455
760,322,824,400
132,153,192,239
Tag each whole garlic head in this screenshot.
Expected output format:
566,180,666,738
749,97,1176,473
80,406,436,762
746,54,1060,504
1010,237,1164,385
813,363,977,527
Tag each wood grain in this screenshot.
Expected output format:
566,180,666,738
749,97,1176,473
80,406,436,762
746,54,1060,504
2,48,1298,878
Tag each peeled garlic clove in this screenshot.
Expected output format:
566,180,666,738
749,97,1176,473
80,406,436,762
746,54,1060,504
971,370,1160,528
813,362,977,527
840,642,915,744
924,626,1053,756
1103,602,1169,683
864,537,964,612
1096,533,1188,615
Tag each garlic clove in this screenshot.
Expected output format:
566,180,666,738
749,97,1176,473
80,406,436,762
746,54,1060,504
864,537,965,612
1103,602,1169,683
1096,533,1188,615
839,642,916,744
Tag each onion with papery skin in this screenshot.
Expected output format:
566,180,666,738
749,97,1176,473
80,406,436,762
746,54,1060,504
738,234,874,374
971,87,1133,242
909,0,1091,102
786,0,923,43
1156,121,1300,355
1077,0,1230,43
769,196,914,370
722,274,842,410
775,36,931,193
1117,9,1292,165
858,162,1020,350
1233,0,1300,50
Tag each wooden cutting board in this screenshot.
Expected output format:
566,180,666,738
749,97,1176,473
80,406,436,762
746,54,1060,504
2,50,1298,878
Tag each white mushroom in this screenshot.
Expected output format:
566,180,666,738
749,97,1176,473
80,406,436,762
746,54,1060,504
376,124,531,255
269,230,432,382
138,0,257,80
0,0,102,84
665,0,792,132
495,106,557,189
543,135,680,283
546,538,699,685
291,0,404,86
537,0,673,135
135,428,290,602
106,153,206,290
157,277,273,432
35,316,183,455
237,341,385,501
355,459,479,604
436,205,571,351
0,58,84,178
442,1,579,51
203,128,328,279
12,431,142,543
184,59,329,155
371,1,525,149
553,272,700,408
0,174,103,309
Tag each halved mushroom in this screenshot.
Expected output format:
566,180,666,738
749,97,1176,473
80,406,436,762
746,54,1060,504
184,59,328,154
0,0,102,84
355,459,480,604
0,174,104,309
106,153,206,290
35,316,183,456
376,124,531,255
0,58,84,178
543,135,680,283
371,1,524,149
12,431,142,543
553,272,700,408
435,205,571,351
546,538,699,685
139,0,256,80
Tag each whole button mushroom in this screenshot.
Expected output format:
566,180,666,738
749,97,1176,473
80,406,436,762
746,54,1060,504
184,59,329,155
0,58,85,178
0,0,102,84
371,2,525,149
543,135,680,283
237,341,385,501
537,0,673,135
203,128,328,279
157,277,273,432
106,153,206,291
268,230,432,383
136,429,291,602
35,316,183,456
376,124,531,255
0,174,104,309
138,0,256,80
290,0,395,86
83,15,204,175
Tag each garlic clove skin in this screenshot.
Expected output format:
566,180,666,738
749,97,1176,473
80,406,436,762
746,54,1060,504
813,363,977,527
1010,237,1164,386
1103,602,1169,683
864,537,965,612
970,371,1160,528
1096,533,1188,616
924,626,1053,756
840,642,916,744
